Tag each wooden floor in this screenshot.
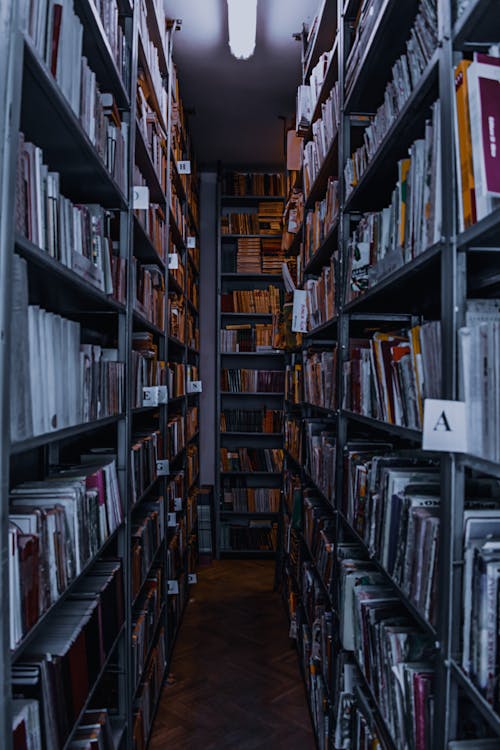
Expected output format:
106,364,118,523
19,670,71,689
150,560,316,750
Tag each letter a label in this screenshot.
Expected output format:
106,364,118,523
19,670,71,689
422,399,467,452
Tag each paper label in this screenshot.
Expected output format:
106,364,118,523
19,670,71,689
292,289,308,333
188,573,198,584
157,385,168,404
142,386,158,407
174,497,183,511
422,399,467,452
157,459,170,476
132,186,149,209
178,160,191,174
187,380,202,393
168,579,179,594
168,512,177,527
187,236,196,249
168,253,179,269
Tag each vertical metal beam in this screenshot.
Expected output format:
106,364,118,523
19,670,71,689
435,0,460,746
0,0,24,746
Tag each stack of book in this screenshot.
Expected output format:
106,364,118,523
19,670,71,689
221,213,260,235
285,416,302,463
303,81,340,196
343,323,441,429
257,201,283,234
132,567,163,689
221,286,282,313
261,237,285,274
186,444,199,487
132,334,167,409
285,361,303,404
131,502,164,601
133,261,166,328
167,415,185,460
302,177,339,268
168,294,185,341
236,238,262,273
221,522,278,551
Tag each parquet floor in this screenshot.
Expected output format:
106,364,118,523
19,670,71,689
149,559,316,750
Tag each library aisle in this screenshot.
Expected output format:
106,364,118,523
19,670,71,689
149,560,315,750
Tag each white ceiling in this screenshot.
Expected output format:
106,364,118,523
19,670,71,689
164,0,319,169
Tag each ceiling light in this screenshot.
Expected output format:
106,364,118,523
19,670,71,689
227,0,257,60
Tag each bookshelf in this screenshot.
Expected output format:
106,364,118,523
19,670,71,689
216,171,287,559
1,3,200,748
282,0,500,747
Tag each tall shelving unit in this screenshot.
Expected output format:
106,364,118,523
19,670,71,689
0,2,200,748
216,173,287,559
282,0,500,747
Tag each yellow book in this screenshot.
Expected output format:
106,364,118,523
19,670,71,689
455,59,476,229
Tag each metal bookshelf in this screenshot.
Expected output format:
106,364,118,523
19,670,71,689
282,0,500,746
216,176,286,559
0,3,200,748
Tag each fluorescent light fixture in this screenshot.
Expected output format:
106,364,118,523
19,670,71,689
227,0,257,60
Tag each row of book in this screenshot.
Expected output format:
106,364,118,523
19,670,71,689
9,458,123,648
454,52,500,230
282,188,304,252
340,556,434,749
167,415,185,460
168,293,185,342
133,624,166,750
304,255,338,331
221,172,286,197
187,444,199,488
221,286,283,314
12,559,124,749
132,334,167,409
221,368,285,393
135,203,167,262
460,300,500,462
131,500,165,602
168,362,199,399
347,0,438,191
343,322,441,429
16,135,128,298
136,88,168,195
133,260,165,329
186,405,198,440
220,521,278,551
220,447,284,473
137,1,167,118
285,361,303,405
304,421,337,502
220,408,283,433
220,323,275,352
186,310,200,351
303,82,340,198
11,257,125,442
303,494,335,593
130,431,162,505
285,416,303,464
345,101,442,298
221,485,281,514
132,567,163,691
303,348,337,410
221,205,283,236
302,178,339,271
26,0,129,192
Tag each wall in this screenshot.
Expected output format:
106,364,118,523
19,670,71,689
199,171,218,486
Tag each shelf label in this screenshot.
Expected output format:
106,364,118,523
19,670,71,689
168,579,179,595
142,386,159,407
178,160,191,174
168,512,177,527
174,497,183,511
157,459,170,476
188,573,198,584
187,236,196,249
187,380,202,393
422,399,467,452
168,253,179,269
292,289,308,333
132,185,149,209
157,385,168,404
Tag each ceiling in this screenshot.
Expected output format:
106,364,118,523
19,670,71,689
163,0,319,169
